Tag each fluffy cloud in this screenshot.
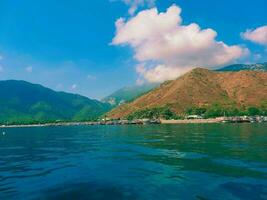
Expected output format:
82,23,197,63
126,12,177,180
241,25,267,46
112,5,248,82
136,63,193,83
121,0,155,15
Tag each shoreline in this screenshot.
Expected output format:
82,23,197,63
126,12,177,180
1,117,266,128
160,118,222,124
0,122,99,129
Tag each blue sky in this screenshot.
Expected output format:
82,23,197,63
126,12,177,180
0,0,266,99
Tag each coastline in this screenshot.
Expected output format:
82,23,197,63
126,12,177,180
0,119,219,128
160,118,222,124
0,122,98,129
1,116,266,128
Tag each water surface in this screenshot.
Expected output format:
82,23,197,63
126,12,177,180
0,124,266,199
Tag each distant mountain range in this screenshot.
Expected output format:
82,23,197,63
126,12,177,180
103,62,267,108
217,62,267,72
1,62,267,124
108,68,267,119
102,83,158,106
0,80,111,124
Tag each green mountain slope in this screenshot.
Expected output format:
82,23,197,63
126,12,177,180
102,83,158,106
0,80,111,124
217,62,267,72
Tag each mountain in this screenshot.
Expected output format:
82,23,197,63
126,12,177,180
102,83,158,106
0,80,111,124
108,68,267,119
217,62,267,72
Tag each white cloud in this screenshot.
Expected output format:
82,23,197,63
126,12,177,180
87,74,97,81
241,25,267,46
25,66,33,73
120,0,155,15
0,55,3,60
112,5,249,82
71,84,77,90
136,63,193,83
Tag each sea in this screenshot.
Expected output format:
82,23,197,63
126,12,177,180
0,123,266,199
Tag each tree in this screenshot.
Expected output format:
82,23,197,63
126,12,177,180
247,107,260,116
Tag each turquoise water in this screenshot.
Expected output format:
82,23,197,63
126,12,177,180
0,124,266,200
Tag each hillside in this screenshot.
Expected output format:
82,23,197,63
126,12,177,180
108,68,267,119
217,62,267,72
0,80,111,124
102,83,158,106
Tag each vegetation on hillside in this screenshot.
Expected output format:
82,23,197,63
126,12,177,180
0,80,111,125
185,103,267,118
217,62,267,72
102,83,158,106
127,107,178,120
125,103,267,120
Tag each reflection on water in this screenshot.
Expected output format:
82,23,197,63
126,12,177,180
0,124,266,199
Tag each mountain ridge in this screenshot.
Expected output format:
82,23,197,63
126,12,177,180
108,68,267,119
0,80,111,124
217,62,267,72
102,83,159,106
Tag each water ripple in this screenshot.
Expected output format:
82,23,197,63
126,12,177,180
0,124,266,200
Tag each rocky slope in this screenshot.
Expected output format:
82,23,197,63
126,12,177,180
108,68,267,119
